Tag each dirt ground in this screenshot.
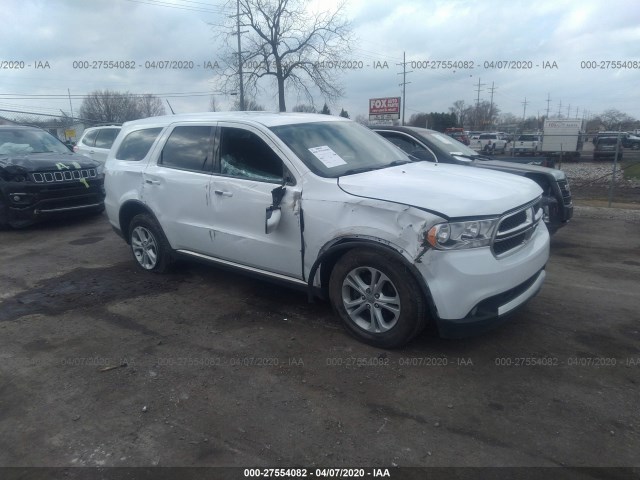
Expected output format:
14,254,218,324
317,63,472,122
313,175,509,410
0,203,639,472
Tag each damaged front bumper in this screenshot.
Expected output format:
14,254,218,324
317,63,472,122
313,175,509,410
416,223,549,337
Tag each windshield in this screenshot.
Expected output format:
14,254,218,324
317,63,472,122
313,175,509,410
0,128,71,155
270,121,410,177
419,130,479,156
518,135,538,141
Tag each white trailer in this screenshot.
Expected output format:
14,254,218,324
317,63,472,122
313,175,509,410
541,119,585,161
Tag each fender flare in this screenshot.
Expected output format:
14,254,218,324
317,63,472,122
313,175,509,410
306,238,438,319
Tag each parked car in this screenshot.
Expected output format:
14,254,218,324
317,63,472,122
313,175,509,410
105,113,549,348
449,132,469,145
513,134,541,155
624,135,640,149
593,136,623,161
444,128,470,145
0,125,105,228
473,133,508,154
75,125,121,164
371,126,573,234
592,131,639,149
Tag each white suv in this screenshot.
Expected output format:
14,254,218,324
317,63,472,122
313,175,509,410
75,125,121,164
105,113,549,347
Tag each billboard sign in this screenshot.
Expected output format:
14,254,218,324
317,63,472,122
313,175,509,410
369,97,400,121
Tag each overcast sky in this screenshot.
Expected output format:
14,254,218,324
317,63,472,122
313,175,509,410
2,0,639,124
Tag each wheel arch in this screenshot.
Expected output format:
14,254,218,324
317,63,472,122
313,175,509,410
307,237,437,318
118,200,161,244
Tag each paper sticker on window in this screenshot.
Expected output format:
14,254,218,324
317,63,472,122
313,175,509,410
308,145,347,167
433,134,453,145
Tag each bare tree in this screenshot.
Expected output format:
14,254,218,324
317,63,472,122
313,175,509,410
79,90,165,124
209,96,219,112
354,114,369,125
232,97,265,111
449,100,467,127
599,109,636,130
292,104,316,112
221,0,353,112
137,94,166,118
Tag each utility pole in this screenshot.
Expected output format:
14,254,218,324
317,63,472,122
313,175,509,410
567,104,571,118
235,0,245,111
546,93,551,118
475,77,485,129
397,51,412,125
488,82,496,128
67,88,74,121
522,97,529,123
558,100,562,118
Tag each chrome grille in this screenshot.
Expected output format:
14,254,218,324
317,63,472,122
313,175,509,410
493,199,543,257
31,169,97,183
557,179,572,206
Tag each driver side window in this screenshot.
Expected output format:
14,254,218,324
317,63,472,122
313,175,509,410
218,127,284,183
381,133,435,161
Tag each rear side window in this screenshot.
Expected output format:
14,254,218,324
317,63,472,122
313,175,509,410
160,126,213,173
94,128,120,149
80,129,98,146
115,128,162,161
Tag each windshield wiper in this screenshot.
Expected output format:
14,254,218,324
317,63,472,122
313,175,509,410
453,153,493,161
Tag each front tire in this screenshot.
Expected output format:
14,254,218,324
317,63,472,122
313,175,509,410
128,213,173,273
328,249,428,348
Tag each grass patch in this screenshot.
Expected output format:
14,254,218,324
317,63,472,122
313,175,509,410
622,160,640,180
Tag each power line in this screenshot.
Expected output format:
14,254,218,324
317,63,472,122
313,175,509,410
122,0,231,15
0,91,222,100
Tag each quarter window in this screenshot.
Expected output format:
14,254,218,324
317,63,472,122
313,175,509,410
81,129,99,147
218,127,284,183
115,127,162,162
94,128,120,149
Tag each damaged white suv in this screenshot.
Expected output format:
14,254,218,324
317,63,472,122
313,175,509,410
105,112,549,348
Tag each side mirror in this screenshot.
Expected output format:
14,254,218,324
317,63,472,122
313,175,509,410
265,206,282,234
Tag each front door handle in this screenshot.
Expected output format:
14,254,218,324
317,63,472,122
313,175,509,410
214,190,233,197
145,179,161,185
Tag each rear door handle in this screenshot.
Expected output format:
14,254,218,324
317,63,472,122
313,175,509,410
214,190,233,197
145,179,161,185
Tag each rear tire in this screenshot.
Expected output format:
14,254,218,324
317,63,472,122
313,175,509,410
328,249,428,348
128,213,174,273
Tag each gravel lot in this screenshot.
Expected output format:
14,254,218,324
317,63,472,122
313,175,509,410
0,204,639,476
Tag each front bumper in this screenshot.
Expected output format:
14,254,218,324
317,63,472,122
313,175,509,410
416,222,549,337
3,179,105,227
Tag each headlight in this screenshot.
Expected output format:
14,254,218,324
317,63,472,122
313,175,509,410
426,219,498,250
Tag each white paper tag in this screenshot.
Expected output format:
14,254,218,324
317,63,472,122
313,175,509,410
308,145,347,167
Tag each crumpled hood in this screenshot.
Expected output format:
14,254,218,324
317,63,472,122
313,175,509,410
0,152,100,172
338,161,542,219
